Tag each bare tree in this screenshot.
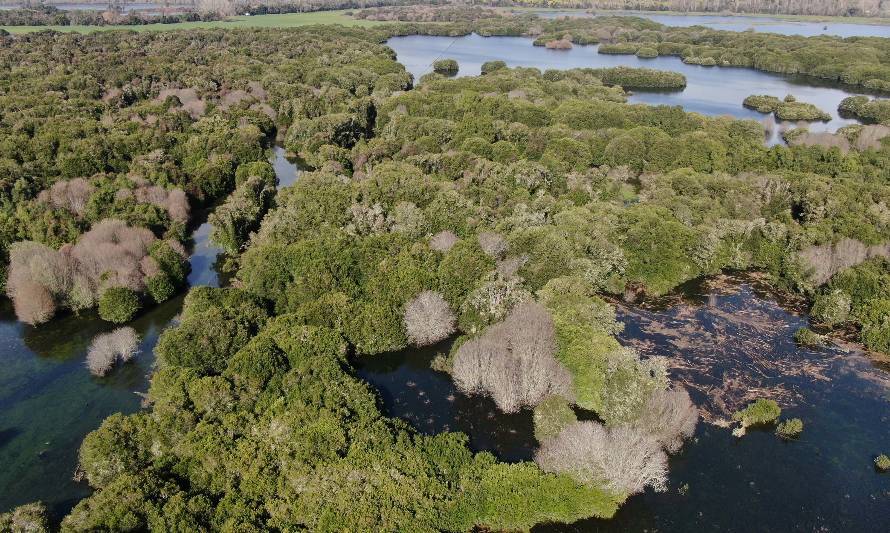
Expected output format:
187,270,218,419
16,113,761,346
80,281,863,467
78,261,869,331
535,421,668,496
429,230,458,252
633,388,699,454
403,291,456,346
86,327,140,377
452,301,574,413
477,231,508,259
11,281,56,325
37,178,95,217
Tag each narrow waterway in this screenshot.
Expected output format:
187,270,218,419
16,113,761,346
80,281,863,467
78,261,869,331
360,273,890,531
387,34,882,144
0,146,300,517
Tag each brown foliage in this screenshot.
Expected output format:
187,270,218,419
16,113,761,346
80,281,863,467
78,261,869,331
86,327,140,377
37,178,94,217
452,301,573,413
633,388,699,454
404,290,456,346
535,421,668,496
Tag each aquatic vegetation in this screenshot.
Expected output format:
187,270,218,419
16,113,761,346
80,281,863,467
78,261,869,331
86,327,140,377
776,418,804,439
733,398,782,429
793,327,825,347
876,454,890,471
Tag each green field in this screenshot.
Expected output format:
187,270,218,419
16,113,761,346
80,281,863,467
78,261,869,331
0,10,385,34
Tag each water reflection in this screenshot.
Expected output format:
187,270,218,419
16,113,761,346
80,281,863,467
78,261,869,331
356,273,890,531
355,339,537,462
0,146,300,516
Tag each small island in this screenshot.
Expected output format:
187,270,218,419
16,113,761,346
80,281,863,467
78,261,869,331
743,94,831,121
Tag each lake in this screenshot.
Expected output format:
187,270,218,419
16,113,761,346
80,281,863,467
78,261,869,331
0,146,300,519
359,273,890,531
387,33,880,144
527,9,890,38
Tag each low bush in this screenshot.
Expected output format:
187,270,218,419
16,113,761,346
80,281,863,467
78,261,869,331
433,59,459,76
98,287,141,324
733,398,781,428
776,418,804,439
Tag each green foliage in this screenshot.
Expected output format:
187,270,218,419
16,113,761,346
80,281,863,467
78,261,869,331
876,454,890,471
98,287,141,324
793,327,824,347
533,395,578,443
858,298,890,353
776,418,804,439
481,60,507,75
733,398,781,428
433,58,459,75
155,287,269,375
0,502,49,533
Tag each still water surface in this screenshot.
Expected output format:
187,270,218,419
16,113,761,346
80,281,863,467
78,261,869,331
388,33,878,144
529,9,890,38
359,274,890,532
0,146,299,518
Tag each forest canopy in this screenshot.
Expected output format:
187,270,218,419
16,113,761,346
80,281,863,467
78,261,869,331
1,7,889,531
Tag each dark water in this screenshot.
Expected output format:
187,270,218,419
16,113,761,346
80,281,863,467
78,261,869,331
527,9,890,38
387,34,879,144
359,274,890,532
0,147,300,517
355,340,537,462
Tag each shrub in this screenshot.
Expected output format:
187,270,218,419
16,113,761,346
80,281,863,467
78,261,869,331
86,327,140,377
429,230,458,252
481,60,506,75
98,287,141,323
875,454,890,472
633,388,698,453
433,59,459,76
452,301,574,413
776,418,804,439
858,298,890,353
535,421,668,496
811,290,851,326
477,231,508,259
404,290,456,346
0,502,50,533
635,47,658,58
733,398,781,428
533,395,577,444
793,327,825,347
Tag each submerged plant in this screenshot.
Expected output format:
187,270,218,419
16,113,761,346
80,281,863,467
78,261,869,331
776,418,804,440
876,454,890,472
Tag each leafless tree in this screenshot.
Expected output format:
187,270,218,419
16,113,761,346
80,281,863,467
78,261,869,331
11,281,57,325
535,421,668,496
477,231,508,259
404,291,456,346
429,230,459,252
86,327,140,377
854,125,890,151
452,301,574,413
37,178,94,217
633,388,699,454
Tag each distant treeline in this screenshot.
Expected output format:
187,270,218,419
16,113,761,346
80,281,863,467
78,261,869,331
0,6,218,26
471,0,890,17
